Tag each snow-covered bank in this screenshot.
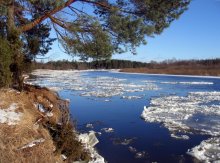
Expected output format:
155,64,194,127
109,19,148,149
141,91,220,161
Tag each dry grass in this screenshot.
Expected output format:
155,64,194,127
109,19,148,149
0,85,89,163
0,88,60,163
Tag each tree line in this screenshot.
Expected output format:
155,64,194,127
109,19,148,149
33,58,220,70
34,59,148,70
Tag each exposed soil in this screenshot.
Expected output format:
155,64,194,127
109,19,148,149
0,85,89,163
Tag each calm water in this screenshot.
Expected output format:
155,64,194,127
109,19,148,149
32,71,220,163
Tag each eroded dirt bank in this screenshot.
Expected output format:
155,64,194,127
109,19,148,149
0,85,90,163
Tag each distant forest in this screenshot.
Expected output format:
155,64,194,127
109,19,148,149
33,59,148,70
33,58,220,71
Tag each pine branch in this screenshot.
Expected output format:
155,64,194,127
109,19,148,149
18,0,77,32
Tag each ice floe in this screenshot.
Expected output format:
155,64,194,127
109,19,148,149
27,70,159,99
78,131,105,163
0,103,23,125
141,91,220,162
141,91,220,136
128,146,148,159
128,146,137,153
86,123,94,128
170,133,189,140
135,151,146,159
112,137,136,145
101,128,114,133
121,95,142,100
160,81,214,85
187,137,220,162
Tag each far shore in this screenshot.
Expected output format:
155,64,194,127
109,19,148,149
119,67,220,78
31,68,220,79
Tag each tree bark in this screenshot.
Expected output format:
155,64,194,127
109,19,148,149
7,1,15,38
7,1,23,91
19,0,77,32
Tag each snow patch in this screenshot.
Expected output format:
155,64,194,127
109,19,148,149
18,138,45,150
0,103,23,125
35,103,53,117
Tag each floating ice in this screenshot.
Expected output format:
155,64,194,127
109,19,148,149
179,82,213,85
187,137,220,162
135,151,146,159
78,131,105,163
160,81,178,84
112,138,136,146
128,146,137,153
141,91,220,162
142,80,157,83
160,81,214,85
28,70,159,99
141,92,220,136
86,123,94,128
121,96,142,100
0,103,23,125
101,128,114,133
171,133,190,140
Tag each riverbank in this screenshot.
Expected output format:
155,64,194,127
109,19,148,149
120,67,220,77
0,85,101,163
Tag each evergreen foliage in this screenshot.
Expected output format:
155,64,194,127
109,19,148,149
0,0,191,89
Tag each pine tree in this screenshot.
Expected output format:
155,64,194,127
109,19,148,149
0,0,191,90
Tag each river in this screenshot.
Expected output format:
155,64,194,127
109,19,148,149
28,70,220,163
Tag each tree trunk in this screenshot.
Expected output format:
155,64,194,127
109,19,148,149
7,1,23,91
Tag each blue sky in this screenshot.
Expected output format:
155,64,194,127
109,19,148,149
42,0,220,62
